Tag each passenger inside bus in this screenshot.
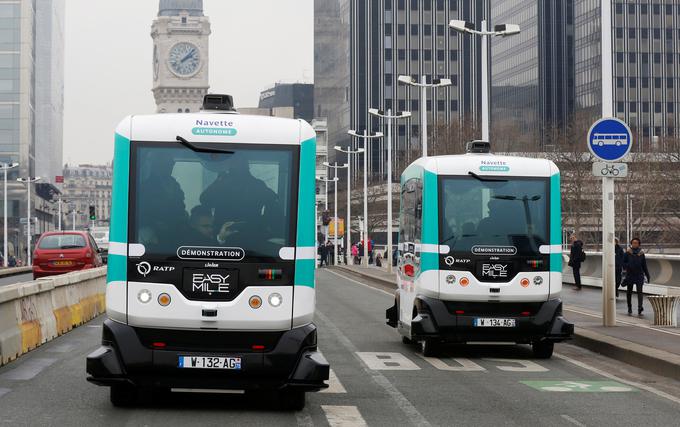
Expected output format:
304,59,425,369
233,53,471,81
189,205,216,245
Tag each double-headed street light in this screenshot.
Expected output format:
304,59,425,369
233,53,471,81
369,108,411,273
347,129,383,267
17,176,41,266
397,75,451,158
449,19,521,141
334,145,364,263
0,162,18,267
323,162,348,265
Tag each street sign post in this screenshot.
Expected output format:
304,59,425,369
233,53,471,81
587,117,632,327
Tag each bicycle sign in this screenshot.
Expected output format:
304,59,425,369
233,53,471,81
587,117,633,162
592,162,628,178
521,380,636,393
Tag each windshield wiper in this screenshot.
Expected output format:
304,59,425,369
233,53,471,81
176,136,234,154
468,171,507,182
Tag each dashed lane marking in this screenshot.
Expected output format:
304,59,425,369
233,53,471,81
483,358,549,372
416,353,486,371
356,352,421,371
324,269,394,297
321,369,347,394
0,358,57,381
561,414,587,427
321,405,368,427
316,311,432,427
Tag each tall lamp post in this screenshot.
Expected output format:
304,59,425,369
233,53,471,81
17,176,41,266
397,76,451,157
334,145,364,265
324,162,348,265
0,162,18,267
369,108,411,273
449,20,521,141
316,175,338,264
347,129,384,266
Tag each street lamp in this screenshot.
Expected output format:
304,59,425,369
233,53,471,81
334,145,364,266
397,75,451,158
449,19,521,141
347,129,384,266
316,175,338,264
324,162,348,265
17,176,41,266
0,162,18,267
369,108,411,273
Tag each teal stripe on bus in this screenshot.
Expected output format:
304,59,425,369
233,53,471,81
421,170,439,272
107,133,130,284
295,136,316,288
550,173,562,273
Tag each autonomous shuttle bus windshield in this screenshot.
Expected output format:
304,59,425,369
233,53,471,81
86,95,328,409
387,142,573,358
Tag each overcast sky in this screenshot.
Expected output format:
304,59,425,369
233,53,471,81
63,0,313,165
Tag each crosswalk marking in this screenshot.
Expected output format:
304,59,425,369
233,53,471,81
321,369,347,394
355,352,420,370
417,353,486,371
483,358,549,372
321,405,368,427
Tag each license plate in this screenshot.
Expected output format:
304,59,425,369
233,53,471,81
52,260,74,266
178,356,241,370
182,268,238,300
474,318,516,327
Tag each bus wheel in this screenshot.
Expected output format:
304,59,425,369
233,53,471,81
279,390,306,411
421,339,439,357
532,340,554,359
402,335,414,345
110,384,138,407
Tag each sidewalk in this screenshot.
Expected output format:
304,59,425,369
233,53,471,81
330,263,680,381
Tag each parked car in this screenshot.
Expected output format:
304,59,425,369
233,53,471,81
90,226,110,264
33,231,103,279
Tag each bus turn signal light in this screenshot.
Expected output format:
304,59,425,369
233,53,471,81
249,296,262,309
520,278,530,288
459,277,470,287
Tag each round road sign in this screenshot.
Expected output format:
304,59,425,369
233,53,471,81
587,117,633,162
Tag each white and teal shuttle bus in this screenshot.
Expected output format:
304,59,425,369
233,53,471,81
87,95,328,409
386,142,573,358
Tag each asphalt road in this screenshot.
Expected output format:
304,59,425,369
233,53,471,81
0,268,679,426
0,272,33,287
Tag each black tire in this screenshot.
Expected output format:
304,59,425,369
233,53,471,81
279,390,306,411
532,340,555,359
421,339,439,357
402,335,414,345
110,384,138,407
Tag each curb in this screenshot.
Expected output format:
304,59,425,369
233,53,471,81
331,265,680,378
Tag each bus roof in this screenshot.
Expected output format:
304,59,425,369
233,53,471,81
115,112,316,145
404,154,558,178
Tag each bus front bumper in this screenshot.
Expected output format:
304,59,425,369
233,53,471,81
406,296,574,344
86,319,329,392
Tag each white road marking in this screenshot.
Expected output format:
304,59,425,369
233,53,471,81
321,369,347,393
416,353,486,371
0,388,10,398
321,405,368,427
295,406,314,427
356,352,420,371
1,358,57,380
483,358,549,372
555,353,680,406
561,414,587,427
316,311,432,427
324,269,394,297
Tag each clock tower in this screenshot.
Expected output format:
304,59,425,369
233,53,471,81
151,0,211,113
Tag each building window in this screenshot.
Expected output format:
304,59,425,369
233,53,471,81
398,0,405,10
451,75,458,86
399,125,406,136
628,4,635,14
655,77,662,88
398,100,406,111
385,74,393,86
411,0,418,10
667,53,674,64
654,28,661,39
437,25,445,36
629,78,636,88
178,108,183,113
385,0,392,10
654,53,661,63
655,103,662,113
628,28,635,39
616,28,623,38
181,16,187,24
616,52,624,63
385,23,392,36
450,50,458,61
411,49,419,60
424,0,431,11
615,4,622,14
629,102,637,112
642,102,649,113
411,99,419,111
667,29,674,40
641,77,649,88
424,50,432,61
617,102,624,112
385,48,393,61
411,125,419,136
616,77,624,88
411,24,418,36
437,50,445,61
653,4,660,15
398,24,405,36
424,25,431,36
450,100,458,111
668,78,674,88
426,100,432,111
436,0,444,11
437,100,445,111
641,4,647,14
628,53,636,63
398,49,406,60
668,103,675,113
641,28,648,39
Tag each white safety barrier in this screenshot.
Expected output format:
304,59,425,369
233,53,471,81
0,267,106,366
648,296,679,327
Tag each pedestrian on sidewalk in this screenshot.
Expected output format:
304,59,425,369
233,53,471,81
568,235,585,290
623,237,651,316
351,244,358,265
318,242,328,267
615,238,624,298
327,241,335,265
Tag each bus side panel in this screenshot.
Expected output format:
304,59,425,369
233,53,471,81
293,135,317,328
549,170,563,297
420,169,440,293
106,128,131,323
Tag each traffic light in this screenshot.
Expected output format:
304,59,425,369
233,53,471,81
89,205,96,220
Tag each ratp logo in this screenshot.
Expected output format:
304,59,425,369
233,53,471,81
136,261,151,277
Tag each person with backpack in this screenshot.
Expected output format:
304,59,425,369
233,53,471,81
622,237,651,316
568,235,586,290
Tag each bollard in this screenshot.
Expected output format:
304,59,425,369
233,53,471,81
647,296,679,327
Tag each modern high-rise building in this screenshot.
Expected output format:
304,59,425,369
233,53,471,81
315,0,487,181
258,83,314,122
574,1,680,148
491,0,575,150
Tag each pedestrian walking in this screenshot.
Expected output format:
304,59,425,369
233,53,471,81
568,235,585,290
351,244,359,265
615,238,624,298
622,237,651,316
318,242,328,267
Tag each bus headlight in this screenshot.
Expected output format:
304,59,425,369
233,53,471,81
138,289,152,304
533,276,543,286
446,275,456,284
268,293,283,307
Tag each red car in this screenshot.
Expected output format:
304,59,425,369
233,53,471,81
33,231,104,279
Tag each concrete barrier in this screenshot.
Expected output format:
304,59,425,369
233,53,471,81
0,267,106,366
0,266,32,278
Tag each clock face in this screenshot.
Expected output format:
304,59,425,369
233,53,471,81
168,42,201,77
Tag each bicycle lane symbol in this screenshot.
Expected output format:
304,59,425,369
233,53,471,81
521,380,636,392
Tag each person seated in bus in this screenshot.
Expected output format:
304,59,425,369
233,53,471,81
137,151,188,250
189,205,217,245
476,199,504,237
200,158,281,248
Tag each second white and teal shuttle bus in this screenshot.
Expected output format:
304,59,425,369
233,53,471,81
387,142,573,358
87,95,328,409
